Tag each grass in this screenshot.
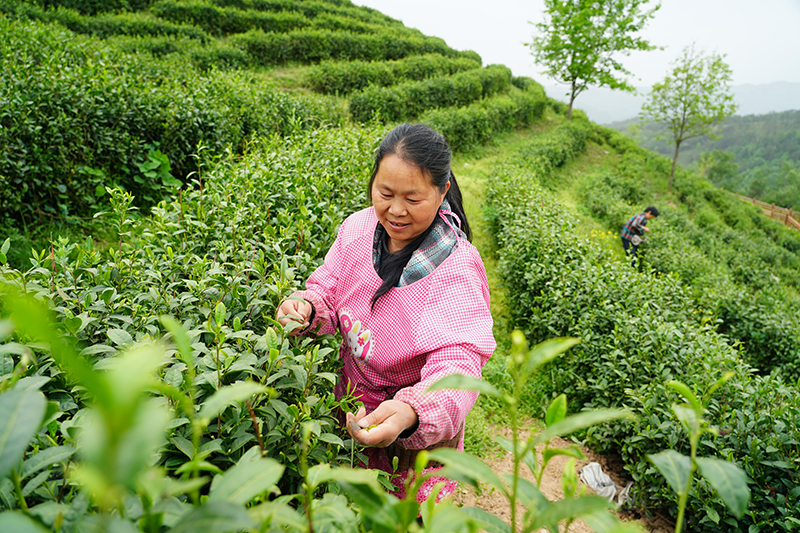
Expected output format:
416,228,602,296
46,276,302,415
456,114,568,457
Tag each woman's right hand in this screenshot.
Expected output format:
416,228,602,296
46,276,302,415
276,298,313,334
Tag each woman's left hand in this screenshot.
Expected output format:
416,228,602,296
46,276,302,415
346,400,418,448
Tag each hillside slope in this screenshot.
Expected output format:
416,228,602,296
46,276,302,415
609,110,800,209
2,2,800,532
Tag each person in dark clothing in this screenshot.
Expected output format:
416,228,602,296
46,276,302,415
621,206,659,267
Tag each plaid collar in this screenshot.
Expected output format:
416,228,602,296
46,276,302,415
373,199,465,287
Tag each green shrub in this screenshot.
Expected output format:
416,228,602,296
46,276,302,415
349,65,512,123
0,18,344,222
483,121,800,532
419,87,547,152
151,0,309,35
307,53,481,95
211,0,400,26
0,2,210,40
229,28,459,66
36,0,155,15
0,126,384,524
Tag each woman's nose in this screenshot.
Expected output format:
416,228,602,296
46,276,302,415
388,200,406,217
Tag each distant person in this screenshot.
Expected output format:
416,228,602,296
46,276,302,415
621,206,659,267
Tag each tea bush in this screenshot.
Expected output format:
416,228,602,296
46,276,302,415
306,53,482,95
484,120,800,532
419,86,548,152
0,125,380,509
151,0,311,35
34,0,155,15
229,27,462,66
576,125,800,377
0,1,210,40
0,17,344,223
349,65,513,123
152,0,425,38
208,0,400,26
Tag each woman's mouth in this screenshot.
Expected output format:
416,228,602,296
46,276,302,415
388,220,409,230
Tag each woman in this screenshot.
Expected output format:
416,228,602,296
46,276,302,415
276,123,495,502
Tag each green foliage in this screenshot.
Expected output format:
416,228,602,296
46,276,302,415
307,53,482,95
0,127,384,529
640,44,738,185
0,17,344,222
420,87,548,153
527,0,660,118
34,0,155,16
151,0,310,35
0,2,210,40
349,65,513,123
648,375,750,533
484,119,800,531
229,27,462,66
150,0,426,38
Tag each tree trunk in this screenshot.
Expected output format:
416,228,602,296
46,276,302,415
670,140,682,187
567,83,577,120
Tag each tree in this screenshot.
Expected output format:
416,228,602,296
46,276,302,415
641,45,738,186
528,0,660,120
696,150,739,188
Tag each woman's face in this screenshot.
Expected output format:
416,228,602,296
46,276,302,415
371,154,449,254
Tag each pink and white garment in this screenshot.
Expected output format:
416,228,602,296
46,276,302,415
294,206,496,502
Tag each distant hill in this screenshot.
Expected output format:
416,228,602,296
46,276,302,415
607,109,800,209
544,82,800,125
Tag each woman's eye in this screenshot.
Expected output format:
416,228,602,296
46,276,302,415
407,199,420,204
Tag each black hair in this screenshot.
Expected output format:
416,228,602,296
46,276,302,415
367,123,471,308
644,206,660,217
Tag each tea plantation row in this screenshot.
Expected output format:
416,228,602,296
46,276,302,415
485,120,800,532
576,126,800,379
0,127,385,531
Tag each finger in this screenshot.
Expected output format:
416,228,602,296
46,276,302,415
354,422,399,448
356,403,393,428
345,412,359,436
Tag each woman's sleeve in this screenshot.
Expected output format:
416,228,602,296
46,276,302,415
292,225,345,336
393,251,496,450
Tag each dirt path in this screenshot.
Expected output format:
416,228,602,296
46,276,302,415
452,136,673,533
454,425,672,533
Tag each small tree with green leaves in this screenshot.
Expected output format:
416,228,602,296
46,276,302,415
527,0,661,119
640,45,738,186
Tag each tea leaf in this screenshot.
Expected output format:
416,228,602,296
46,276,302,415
198,381,268,420
648,450,691,496
209,456,283,506
696,457,750,518
456,506,511,533
429,448,508,495
545,394,567,427
0,388,47,480
534,409,633,444
426,373,503,399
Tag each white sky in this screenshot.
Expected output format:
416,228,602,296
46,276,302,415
352,0,800,88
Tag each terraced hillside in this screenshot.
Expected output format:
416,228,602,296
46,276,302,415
1,2,799,533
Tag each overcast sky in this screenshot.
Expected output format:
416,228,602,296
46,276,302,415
352,0,800,88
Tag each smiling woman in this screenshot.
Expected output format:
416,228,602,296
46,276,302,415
276,123,495,503
371,154,450,253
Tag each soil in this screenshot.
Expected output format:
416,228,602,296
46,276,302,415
453,425,674,533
